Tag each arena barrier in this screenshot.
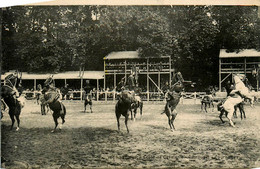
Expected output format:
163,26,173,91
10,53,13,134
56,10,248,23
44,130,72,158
22,90,260,104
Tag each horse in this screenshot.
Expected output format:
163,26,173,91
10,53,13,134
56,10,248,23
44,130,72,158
201,95,214,113
218,101,245,124
1,72,23,131
42,88,66,132
233,74,255,106
219,74,251,127
115,90,132,133
162,71,193,131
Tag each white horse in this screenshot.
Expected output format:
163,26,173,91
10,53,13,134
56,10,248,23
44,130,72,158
233,74,255,106
221,74,254,127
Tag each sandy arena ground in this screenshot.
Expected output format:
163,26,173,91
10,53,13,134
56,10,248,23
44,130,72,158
1,100,260,168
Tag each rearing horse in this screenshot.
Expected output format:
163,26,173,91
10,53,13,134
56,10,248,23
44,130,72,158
42,76,66,132
220,74,255,127
1,71,23,131
162,71,192,131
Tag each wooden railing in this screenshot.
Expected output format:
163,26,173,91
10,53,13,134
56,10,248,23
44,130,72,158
22,90,260,104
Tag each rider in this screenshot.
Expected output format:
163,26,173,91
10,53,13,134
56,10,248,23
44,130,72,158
4,72,19,98
127,69,136,91
42,75,61,103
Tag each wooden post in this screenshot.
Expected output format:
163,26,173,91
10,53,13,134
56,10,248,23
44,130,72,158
80,78,83,101
158,70,161,89
124,60,127,84
219,58,221,92
257,67,259,91
97,79,99,101
244,57,247,76
34,79,36,97
169,56,172,86
104,60,106,91
147,58,149,102
64,79,67,86
113,72,116,102
114,71,116,90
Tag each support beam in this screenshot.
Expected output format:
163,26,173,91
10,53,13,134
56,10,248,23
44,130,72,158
114,71,116,89
34,79,36,97
124,60,127,84
113,72,116,102
158,70,160,89
104,60,106,91
147,58,149,101
219,58,221,91
244,57,247,76
169,56,172,86
97,79,99,101
220,73,232,83
80,78,83,101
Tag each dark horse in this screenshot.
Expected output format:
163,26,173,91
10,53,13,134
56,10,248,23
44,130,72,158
42,84,66,132
162,71,193,131
115,90,134,133
1,72,23,131
42,75,66,132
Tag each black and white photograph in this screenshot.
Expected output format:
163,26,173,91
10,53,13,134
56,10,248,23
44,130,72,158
1,1,260,168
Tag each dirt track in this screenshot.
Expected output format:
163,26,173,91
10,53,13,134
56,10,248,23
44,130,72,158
1,100,260,168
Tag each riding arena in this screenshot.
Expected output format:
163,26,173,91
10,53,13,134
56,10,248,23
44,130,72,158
1,50,260,168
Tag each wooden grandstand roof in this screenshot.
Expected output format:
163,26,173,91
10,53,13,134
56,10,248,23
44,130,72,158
219,49,260,58
104,51,170,60
1,71,104,80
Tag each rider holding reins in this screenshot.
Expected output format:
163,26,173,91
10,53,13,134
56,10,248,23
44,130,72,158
4,71,20,98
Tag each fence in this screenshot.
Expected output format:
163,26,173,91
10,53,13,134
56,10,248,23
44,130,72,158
23,90,217,104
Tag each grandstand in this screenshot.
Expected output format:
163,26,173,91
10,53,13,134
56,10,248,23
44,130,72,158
104,51,173,101
219,49,260,91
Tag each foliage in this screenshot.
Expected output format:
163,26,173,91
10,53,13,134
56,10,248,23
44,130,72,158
2,5,260,88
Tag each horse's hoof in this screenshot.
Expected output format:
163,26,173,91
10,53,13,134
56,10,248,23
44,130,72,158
16,127,20,131
51,130,55,133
